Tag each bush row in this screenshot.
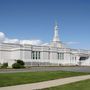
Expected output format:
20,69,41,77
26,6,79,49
0,60,25,69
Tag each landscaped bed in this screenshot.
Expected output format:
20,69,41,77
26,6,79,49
0,71,89,87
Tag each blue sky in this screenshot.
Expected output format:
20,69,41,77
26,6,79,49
0,0,90,49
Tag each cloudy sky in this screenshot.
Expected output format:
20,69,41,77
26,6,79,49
0,0,90,49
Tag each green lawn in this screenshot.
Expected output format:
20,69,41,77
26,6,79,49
0,71,89,87
41,79,90,90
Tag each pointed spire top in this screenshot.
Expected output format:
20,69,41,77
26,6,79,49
54,21,59,30
53,21,60,42
55,20,58,26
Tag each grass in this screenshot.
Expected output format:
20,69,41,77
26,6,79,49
41,79,90,90
0,71,89,87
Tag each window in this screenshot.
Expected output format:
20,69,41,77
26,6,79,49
32,51,35,59
38,51,40,59
57,53,64,60
32,51,40,59
57,53,59,59
48,52,50,59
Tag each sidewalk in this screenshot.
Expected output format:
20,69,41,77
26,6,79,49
0,75,90,90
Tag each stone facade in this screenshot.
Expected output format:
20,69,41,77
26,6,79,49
0,23,90,66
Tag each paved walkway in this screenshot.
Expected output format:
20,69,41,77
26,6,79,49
0,75,90,90
1,67,90,73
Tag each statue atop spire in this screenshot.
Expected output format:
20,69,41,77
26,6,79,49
53,22,60,42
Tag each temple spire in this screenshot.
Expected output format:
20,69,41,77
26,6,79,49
53,22,60,42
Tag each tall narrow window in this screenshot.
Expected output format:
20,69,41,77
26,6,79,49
36,51,38,59
32,51,35,59
38,51,40,59
48,52,50,59
57,53,59,59
57,53,64,60
61,53,64,60
32,51,40,59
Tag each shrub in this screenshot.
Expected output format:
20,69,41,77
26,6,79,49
12,60,25,69
17,60,25,65
19,65,25,68
1,63,8,68
12,63,21,69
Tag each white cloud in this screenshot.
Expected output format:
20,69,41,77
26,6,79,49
0,32,5,43
66,41,80,45
0,32,80,47
0,32,47,46
0,32,43,45
20,40,43,45
42,43,49,46
4,38,20,44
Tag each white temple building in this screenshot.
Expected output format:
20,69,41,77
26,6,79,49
0,23,90,66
